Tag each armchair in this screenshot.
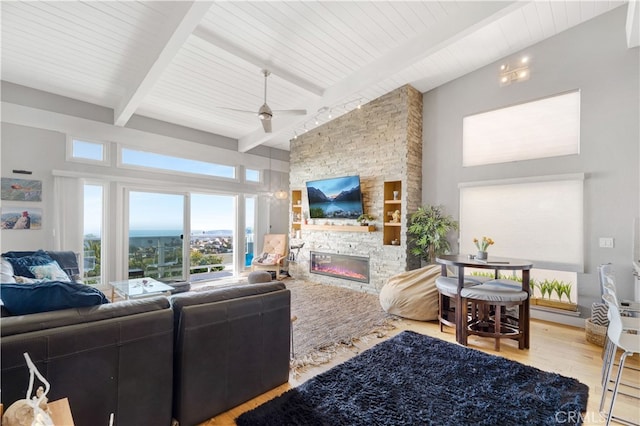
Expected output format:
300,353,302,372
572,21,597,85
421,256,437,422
251,234,288,280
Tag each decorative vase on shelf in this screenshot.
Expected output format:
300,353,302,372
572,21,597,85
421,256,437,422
476,251,488,260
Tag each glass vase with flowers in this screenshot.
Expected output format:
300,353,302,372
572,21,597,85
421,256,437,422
473,237,494,260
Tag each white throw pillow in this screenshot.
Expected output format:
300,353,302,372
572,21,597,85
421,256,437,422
29,261,71,282
263,254,280,265
1,258,16,283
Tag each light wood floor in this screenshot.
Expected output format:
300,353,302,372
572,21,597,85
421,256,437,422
200,318,639,426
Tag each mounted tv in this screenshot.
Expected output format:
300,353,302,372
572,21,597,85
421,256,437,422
306,175,364,219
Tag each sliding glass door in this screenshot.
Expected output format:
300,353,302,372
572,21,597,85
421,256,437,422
127,190,187,282
189,194,236,281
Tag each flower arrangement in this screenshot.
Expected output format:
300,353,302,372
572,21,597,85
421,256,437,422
473,236,494,252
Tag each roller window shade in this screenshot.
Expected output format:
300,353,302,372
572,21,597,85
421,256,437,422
463,91,580,167
459,175,584,272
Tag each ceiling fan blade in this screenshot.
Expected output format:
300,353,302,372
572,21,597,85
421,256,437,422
272,109,307,116
217,107,256,115
261,118,272,133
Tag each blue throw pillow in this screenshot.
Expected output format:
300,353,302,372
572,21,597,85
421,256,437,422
0,281,109,315
4,250,54,278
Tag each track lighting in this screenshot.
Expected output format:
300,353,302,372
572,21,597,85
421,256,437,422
291,97,367,141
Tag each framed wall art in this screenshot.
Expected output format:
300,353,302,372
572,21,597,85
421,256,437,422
1,178,42,201
1,207,42,230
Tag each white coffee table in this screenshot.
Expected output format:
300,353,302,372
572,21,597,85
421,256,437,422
108,277,174,302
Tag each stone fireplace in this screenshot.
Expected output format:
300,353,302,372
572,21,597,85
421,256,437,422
310,251,370,283
289,85,423,292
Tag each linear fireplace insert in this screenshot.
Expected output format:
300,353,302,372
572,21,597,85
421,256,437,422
310,251,369,283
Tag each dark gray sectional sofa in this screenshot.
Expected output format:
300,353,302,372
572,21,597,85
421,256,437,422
0,282,291,426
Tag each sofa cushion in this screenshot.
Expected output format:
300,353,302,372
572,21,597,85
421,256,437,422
29,261,71,282
1,258,16,283
13,276,45,284
45,251,80,280
0,281,109,316
3,250,54,278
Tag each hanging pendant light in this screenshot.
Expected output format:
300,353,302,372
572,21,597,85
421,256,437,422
269,148,288,200
274,189,288,200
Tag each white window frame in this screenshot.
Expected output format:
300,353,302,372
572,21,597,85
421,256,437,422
82,180,109,286
118,146,238,181
66,136,110,166
245,167,261,184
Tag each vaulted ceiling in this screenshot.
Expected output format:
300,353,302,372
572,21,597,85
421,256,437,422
1,1,636,152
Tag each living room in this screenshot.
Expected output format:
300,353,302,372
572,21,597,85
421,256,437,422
1,1,639,425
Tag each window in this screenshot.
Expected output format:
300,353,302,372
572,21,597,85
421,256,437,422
67,137,109,165
245,196,256,267
459,175,584,272
83,183,104,284
246,168,260,183
121,148,236,179
463,91,580,167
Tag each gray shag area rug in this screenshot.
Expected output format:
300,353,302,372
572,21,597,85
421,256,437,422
236,330,589,426
192,278,400,372
287,279,399,372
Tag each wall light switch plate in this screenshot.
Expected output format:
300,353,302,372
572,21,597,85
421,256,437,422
599,237,614,248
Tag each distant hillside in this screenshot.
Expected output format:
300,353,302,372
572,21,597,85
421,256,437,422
191,230,233,236
306,186,331,203
334,186,361,202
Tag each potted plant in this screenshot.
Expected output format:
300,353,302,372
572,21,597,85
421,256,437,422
531,278,577,311
408,205,458,264
356,213,375,226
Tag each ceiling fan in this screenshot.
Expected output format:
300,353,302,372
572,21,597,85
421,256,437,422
222,70,307,133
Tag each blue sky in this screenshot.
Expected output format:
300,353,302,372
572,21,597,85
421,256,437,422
84,187,243,236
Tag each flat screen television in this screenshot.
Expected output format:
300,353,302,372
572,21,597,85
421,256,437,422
306,175,364,219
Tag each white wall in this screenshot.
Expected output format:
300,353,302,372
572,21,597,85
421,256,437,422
422,6,640,323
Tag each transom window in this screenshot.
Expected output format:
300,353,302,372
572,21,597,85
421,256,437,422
67,137,109,165
245,168,260,183
120,148,235,179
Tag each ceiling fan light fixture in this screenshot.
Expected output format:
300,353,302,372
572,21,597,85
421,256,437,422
258,104,272,120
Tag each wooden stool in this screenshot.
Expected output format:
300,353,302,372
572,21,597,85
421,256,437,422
434,276,489,332
460,279,528,351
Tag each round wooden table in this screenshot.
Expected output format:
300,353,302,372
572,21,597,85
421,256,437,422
436,254,533,348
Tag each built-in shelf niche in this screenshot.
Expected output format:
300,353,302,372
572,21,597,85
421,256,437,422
291,189,303,237
383,180,402,245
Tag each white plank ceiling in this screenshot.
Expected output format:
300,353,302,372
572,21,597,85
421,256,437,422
1,1,633,152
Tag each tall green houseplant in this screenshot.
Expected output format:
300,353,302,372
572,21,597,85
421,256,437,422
408,205,458,264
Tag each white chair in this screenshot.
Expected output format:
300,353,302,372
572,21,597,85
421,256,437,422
599,264,640,316
599,293,640,425
600,276,640,389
